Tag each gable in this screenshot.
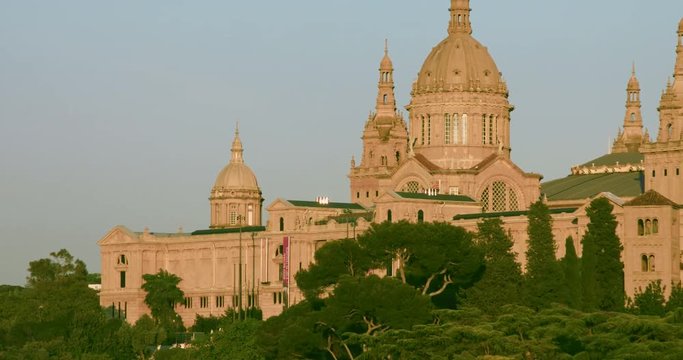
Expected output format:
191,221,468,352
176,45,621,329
97,226,140,246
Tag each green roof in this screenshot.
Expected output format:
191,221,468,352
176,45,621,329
541,172,643,201
191,226,266,236
454,208,578,221
287,200,365,210
395,192,476,202
579,152,643,168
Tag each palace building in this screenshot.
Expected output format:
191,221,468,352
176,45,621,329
98,0,683,324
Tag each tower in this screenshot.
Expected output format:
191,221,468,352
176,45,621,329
210,125,263,228
612,66,646,153
349,42,409,206
407,0,512,170
642,18,683,203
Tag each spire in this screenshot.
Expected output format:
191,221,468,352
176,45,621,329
676,18,683,78
614,66,644,153
375,41,397,119
448,0,472,35
230,123,244,164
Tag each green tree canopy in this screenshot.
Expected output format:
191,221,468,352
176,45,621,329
463,218,524,313
525,200,565,309
141,269,185,333
562,236,582,309
581,197,624,311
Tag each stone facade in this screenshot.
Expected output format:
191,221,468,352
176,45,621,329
99,1,683,325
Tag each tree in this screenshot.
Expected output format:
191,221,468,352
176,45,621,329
463,218,523,313
295,239,372,302
631,280,666,316
141,270,185,333
562,236,582,309
131,315,167,359
525,199,565,309
26,249,88,287
667,282,683,312
359,221,484,304
581,197,624,311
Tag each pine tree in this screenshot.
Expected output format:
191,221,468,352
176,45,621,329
631,280,666,316
525,200,565,310
581,197,624,311
562,236,581,309
464,218,523,313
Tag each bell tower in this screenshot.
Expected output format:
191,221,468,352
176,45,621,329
612,66,646,153
349,42,409,206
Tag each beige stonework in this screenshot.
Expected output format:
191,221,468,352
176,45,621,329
99,1,683,325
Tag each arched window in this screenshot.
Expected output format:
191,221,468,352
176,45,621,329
444,114,451,144
421,116,425,145
453,114,459,144
387,210,392,223
482,115,487,144
649,255,656,272
630,113,636,122
641,254,649,272
462,114,468,144
638,219,644,236
402,181,423,193
427,115,432,145
668,123,673,140
653,219,659,234
489,115,494,145
117,254,128,265
383,94,387,104
279,217,284,232
417,210,424,223
480,181,520,212
645,219,652,235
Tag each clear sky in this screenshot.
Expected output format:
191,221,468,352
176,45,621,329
1,1,682,285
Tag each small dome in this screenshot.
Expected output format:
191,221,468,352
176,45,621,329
212,126,260,192
380,54,393,69
213,163,259,190
416,33,503,92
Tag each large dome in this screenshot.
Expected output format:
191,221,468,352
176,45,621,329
416,33,503,94
213,162,259,190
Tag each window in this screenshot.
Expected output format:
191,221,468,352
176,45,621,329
480,181,520,212
449,186,460,195
677,168,680,176
417,210,424,223
427,115,431,145
668,123,673,140
641,255,649,272
649,255,656,272
421,116,425,145
630,113,636,122
387,210,392,223
366,191,370,198
482,115,487,144
230,205,238,225
216,296,225,308
402,181,423,193
453,114,459,144
200,296,209,308
120,271,126,288
638,219,644,236
376,190,379,197
444,114,451,144
184,297,193,309
356,192,360,199
278,263,284,281
279,217,284,232
462,114,468,144
117,254,128,265
652,170,656,177
653,219,659,234
665,169,668,176
645,219,652,235
383,94,387,104
489,115,494,145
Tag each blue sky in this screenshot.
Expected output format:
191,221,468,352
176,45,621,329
0,1,681,285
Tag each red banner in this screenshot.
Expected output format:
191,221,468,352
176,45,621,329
282,236,290,287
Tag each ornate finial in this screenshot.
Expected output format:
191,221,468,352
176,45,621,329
632,62,636,76
384,39,388,56
230,123,244,164
235,121,240,136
